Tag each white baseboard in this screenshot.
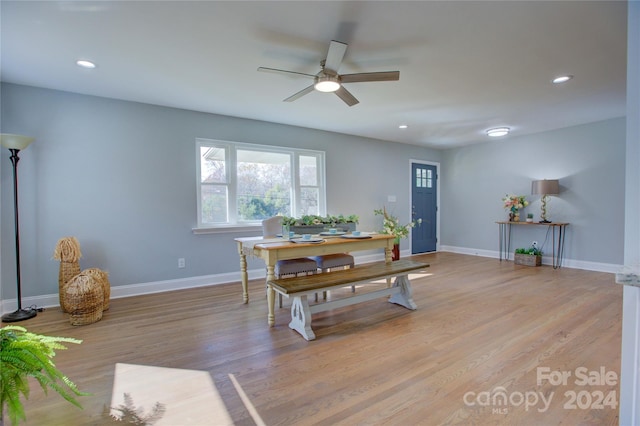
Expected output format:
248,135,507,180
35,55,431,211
1,248,620,316
439,245,623,274
0,252,387,315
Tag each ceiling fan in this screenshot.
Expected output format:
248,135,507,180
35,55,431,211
258,40,400,107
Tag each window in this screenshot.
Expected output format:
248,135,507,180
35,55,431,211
196,139,326,228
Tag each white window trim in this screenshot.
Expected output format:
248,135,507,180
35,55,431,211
195,138,326,232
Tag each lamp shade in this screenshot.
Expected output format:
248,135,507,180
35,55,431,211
531,179,559,195
1,134,35,150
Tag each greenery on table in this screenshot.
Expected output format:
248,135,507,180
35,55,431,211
281,214,359,226
0,325,87,425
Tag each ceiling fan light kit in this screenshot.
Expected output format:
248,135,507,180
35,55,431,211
258,40,399,106
314,75,340,92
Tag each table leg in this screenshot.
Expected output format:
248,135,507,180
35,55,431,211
385,245,392,287
553,225,566,269
266,264,276,326
498,223,505,261
506,224,512,261
239,253,249,304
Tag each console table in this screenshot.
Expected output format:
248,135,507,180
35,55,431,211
496,221,569,269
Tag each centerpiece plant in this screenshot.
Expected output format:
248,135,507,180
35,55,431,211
0,325,87,425
281,214,359,227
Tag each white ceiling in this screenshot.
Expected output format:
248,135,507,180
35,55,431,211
0,1,627,149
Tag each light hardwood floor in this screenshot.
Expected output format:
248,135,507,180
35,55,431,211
6,252,622,425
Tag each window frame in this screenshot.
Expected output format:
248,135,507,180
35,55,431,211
195,138,326,232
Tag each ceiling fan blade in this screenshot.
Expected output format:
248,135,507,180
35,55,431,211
340,71,400,83
284,85,315,102
324,40,348,74
258,67,316,79
334,86,359,107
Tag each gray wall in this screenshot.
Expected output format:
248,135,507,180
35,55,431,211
0,83,441,299
440,117,626,266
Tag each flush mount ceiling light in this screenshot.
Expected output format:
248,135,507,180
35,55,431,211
398,124,408,129
314,75,340,92
486,127,510,137
76,59,96,69
552,75,573,84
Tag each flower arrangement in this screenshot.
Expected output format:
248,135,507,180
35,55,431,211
374,207,421,243
502,194,529,213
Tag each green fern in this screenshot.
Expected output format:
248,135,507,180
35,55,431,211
1,325,88,425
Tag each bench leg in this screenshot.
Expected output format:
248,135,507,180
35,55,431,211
388,275,417,310
289,295,315,341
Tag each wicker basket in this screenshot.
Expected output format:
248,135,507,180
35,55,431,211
53,236,83,313
64,274,104,326
81,268,111,311
58,261,80,312
514,253,542,266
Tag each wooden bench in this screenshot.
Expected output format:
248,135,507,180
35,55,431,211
267,259,429,340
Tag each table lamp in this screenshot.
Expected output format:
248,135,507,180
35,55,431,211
531,179,559,223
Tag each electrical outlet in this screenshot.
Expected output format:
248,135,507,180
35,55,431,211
178,258,185,268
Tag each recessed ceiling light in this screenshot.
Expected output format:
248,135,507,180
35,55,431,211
552,75,573,84
486,127,510,137
398,124,408,129
76,59,96,69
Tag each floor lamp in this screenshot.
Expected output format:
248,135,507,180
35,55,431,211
531,179,560,223
1,133,37,322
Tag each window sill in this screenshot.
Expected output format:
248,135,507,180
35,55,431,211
192,225,261,235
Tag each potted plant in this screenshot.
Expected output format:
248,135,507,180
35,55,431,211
374,207,421,260
526,213,534,223
0,325,87,425
514,244,542,266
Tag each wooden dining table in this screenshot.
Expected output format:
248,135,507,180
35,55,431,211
235,233,396,326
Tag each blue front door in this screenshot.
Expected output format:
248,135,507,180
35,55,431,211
411,163,437,253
